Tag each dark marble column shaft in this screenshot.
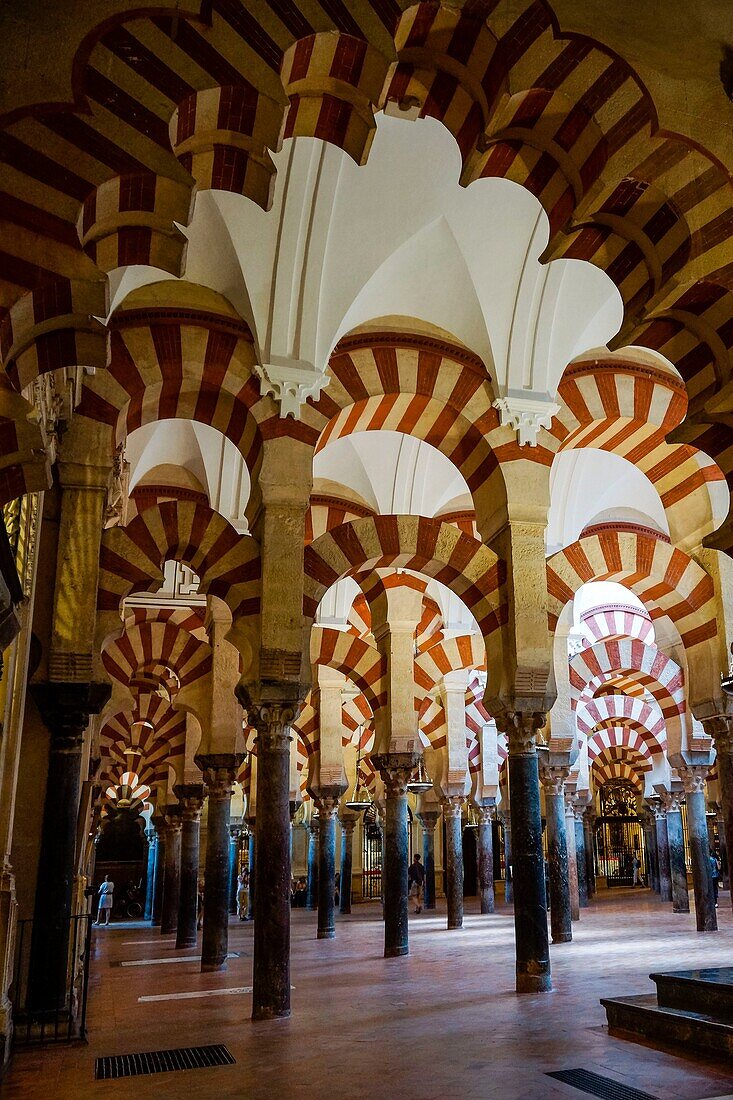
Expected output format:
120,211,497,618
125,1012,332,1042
506,722,551,993
665,797,690,913
250,710,293,1020
644,813,659,892
197,756,239,972
565,795,580,920
583,813,596,897
228,827,240,915
418,811,438,910
680,769,717,932
152,822,166,925
144,830,157,921
306,821,319,911
540,769,571,944
374,754,416,958
574,810,588,908
711,725,733,911
655,805,672,903
501,811,513,903
175,785,203,949
477,807,495,915
160,812,182,935
443,798,465,930
247,829,256,920
339,817,356,915
316,799,338,939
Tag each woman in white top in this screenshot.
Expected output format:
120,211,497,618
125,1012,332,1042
96,876,114,926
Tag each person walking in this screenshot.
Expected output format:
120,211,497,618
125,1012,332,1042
96,875,114,926
632,855,643,886
408,853,425,914
710,851,720,907
237,869,249,920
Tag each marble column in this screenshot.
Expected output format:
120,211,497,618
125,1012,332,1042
28,682,108,1009
715,803,730,888
144,828,157,921
228,826,240,915
540,767,571,944
339,815,356,915
477,806,495,915
583,811,596,898
418,811,439,911
505,718,551,993
306,819,319,911
151,816,166,925
175,785,204,949
679,767,717,932
500,810,513,904
442,797,465,930
707,720,733,910
654,802,673,903
315,798,339,939
247,829,256,920
197,756,240,972
250,704,294,1020
644,811,660,892
160,809,182,935
664,793,690,914
373,754,417,958
574,807,589,909
564,793,580,921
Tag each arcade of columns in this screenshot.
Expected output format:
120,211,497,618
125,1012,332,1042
0,0,732,1058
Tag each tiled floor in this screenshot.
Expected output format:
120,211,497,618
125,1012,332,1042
3,889,733,1099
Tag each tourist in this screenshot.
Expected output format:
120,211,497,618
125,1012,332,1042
95,875,114,926
632,856,643,886
408,853,425,914
710,852,720,907
237,870,249,920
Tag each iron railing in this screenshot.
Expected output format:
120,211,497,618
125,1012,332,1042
11,913,93,1046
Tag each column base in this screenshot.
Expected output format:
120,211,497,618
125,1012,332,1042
317,929,335,940
384,945,408,958
516,973,553,994
252,1006,291,1021
447,920,463,930
201,958,228,973
176,935,198,949
552,932,572,944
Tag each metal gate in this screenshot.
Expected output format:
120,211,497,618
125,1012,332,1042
361,807,413,900
595,782,646,887
11,914,93,1046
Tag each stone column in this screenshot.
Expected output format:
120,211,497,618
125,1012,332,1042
250,703,294,1020
373,755,417,958
27,683,108,1009
442,797,465,930
706,720,733,910
151,816,166,925
228,826,241,915
247,829,256,920
574,806,589,909
644,811,660,892
504,716,551,993
418,811,439,911
654,802,672,903
540,766,572,944
339,815,356,915
664,793,690,914
583,811,596,897
144,829,157,921
174,785,204,949
500,810,513,903
160,809,182,935
679,767,717,932
306,819,319,911
477,806,495,914
315,797,339,939
715,804,729,888
564,793,580,920
197,755,240,972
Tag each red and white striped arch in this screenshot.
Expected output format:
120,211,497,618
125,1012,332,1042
579,603,654,648
591,759,645,792
102,607,211,693
570,638,685,723
587,727,655,771
576,695,666,758
310,626,386,715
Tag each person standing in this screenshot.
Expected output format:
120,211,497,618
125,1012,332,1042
710,851,720,907
408,853,425,914
632,855,643,886
96,876,114,926
237,870,249,920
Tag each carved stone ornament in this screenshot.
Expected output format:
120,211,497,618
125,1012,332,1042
539,765,569,796
372,752,420,796
255,360,329,419
677,765,708,795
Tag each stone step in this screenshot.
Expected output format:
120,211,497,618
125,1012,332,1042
650,968,733,1020
601,993,733,1058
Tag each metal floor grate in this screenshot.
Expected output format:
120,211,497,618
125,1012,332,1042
546,1068,657,1100
95,1044,235,1079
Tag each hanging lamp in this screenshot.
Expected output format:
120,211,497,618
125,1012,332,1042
406,756,432,795
345,728,372,811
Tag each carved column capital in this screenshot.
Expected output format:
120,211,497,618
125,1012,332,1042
195,753,243,800
477,806,494,826
174,783,204,821
703,716,733,752
540,765,569,796
441,796,465,821
29,680,111,751
314,795,340,819
246,700,297,755
308,818,320,839
662,791,682,815
651,800,667,821
417,810,440,832
339,814,358,835
163,807,183,834
678,764,708,795
495,710,545,755
230,824,242,840
372,752,420,795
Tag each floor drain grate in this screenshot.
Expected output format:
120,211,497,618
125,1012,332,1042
546,1068,657,1100
95,1044,235,1079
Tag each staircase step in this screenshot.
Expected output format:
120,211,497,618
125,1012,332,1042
601,993,733,1058
650,968,733,1019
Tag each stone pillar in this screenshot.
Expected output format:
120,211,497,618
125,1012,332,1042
504,717,551,993
442,797,465,930
197,756,240,972
715,804,729,888
174,785,204,949
228,826,240,915
500,810,513,903
315,798,339,939
373,755,417,958
28,683,108,1008
565,793,580,920
679,767,717,932
644,811,660,892
144,829,157,921
476,806,495,915
540,767,571,944
250,704,294,1020
160,809,182,935
664,793,690,913
339,815,356,915
574,806,589,909
151,816,166,925
247,829,256,920
306,819,319,911
654,802,672,903
706,720,733,910
583,811,596,897
418,811,439,911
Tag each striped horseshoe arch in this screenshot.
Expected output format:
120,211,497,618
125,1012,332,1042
591,758,646,792
587,728,655,772
309,626,386,715
102,607,211,692
99,697,186,780
576,695,666,758
569,639,685,719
